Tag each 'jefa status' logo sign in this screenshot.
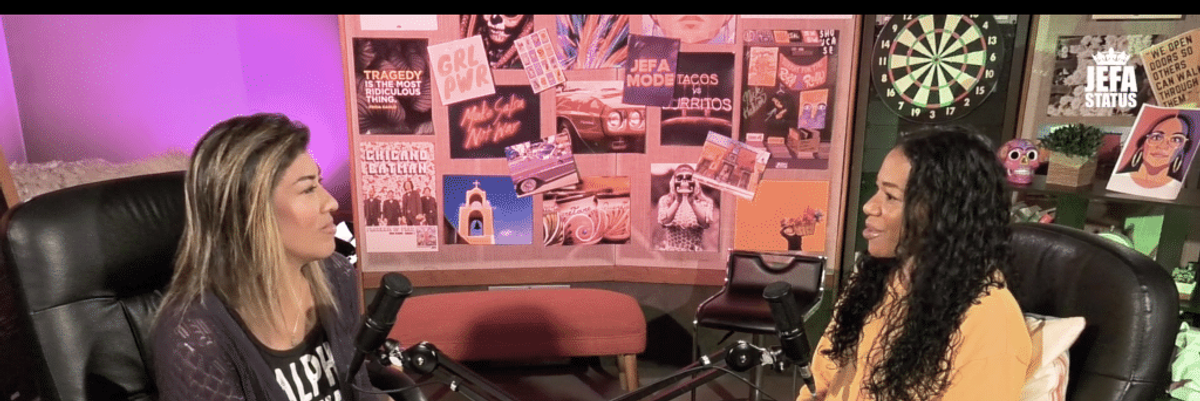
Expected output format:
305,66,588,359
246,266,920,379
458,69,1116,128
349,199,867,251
1085,48,1137,108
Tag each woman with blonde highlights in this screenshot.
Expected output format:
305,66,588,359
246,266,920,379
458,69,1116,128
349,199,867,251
153,113,388,400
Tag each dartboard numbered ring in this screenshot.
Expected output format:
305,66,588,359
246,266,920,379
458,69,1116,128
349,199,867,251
872,14,1003,122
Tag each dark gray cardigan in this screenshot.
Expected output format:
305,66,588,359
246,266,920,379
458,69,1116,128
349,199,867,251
152,254,386,401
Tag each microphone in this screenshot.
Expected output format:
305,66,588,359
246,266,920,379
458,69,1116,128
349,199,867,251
763,281,816,395
346,272,413,385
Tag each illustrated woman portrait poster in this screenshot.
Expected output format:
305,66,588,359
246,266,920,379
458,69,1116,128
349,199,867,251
1107,105,1200,200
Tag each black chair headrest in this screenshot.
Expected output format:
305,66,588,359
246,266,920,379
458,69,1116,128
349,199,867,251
2,171,185,401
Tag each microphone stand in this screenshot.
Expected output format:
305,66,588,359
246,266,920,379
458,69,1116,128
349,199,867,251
608,347,728,401
610,341,782,401
375,339,775,401
374,340,747,401
380,341,521,401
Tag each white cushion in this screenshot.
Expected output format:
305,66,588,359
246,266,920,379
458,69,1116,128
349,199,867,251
1020,314,1086,401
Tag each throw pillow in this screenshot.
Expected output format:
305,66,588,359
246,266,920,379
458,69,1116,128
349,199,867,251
1020,313,1086,401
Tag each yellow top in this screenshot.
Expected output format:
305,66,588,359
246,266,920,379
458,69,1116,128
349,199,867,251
798,279,1032,401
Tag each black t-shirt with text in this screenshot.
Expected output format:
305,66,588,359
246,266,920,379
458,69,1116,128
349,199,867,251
254,324,345,401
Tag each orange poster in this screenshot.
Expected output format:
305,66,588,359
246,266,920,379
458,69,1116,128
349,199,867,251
733,180,829,253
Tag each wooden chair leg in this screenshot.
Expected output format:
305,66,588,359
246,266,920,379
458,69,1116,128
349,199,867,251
616,354,627,390
617,354,639,391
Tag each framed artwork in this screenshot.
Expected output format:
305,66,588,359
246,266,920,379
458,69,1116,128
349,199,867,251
1017,15,1200,139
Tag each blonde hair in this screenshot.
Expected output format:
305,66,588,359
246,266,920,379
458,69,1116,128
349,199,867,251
159,113,336,333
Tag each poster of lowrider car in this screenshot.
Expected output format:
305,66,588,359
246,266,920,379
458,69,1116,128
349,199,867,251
556,80,648,154
504,135,581,197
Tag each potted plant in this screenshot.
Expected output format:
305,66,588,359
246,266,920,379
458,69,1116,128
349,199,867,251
1173,262,1196,300
783,207,824,236
1040,123,1105,187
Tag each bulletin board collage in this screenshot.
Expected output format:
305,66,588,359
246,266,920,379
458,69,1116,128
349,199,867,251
338,15,859,287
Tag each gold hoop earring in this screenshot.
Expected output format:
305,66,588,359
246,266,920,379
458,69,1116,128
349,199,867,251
1131,149,1143,169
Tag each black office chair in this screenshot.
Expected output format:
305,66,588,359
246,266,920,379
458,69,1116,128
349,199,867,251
1010,222,1178,401
694,250,826,401
1,171,185,400
1,171,416,401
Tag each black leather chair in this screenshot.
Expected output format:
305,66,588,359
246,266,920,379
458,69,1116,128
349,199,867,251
1,172,416,401
694,250,825,401
2,171,185,400
1010,222,1178,401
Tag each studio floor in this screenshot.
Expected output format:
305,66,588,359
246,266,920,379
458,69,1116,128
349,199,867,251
401,354,803,401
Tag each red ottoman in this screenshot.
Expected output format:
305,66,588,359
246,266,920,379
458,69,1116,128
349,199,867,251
389,288,647,390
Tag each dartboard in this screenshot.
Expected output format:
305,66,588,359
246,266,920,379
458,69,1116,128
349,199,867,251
872,14,1003,122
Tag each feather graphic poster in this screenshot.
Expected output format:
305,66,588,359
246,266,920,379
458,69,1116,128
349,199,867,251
556,15,630,70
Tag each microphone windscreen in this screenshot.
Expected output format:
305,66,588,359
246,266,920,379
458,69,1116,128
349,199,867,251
763,281,801,330
367,273,413,327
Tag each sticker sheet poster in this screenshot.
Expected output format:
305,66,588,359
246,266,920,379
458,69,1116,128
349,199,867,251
661,53,735,146
447,85,541,159
353,38,433,135
542,176,631,246
1141,29,1200,108
649,163,720,252
623,34,680,107
515,28,566,93
734,180,828,253
1106,105,1200,200
359,141,438,252
429,35,496,105
505,135,581,198
1048,34,1156,117
442,175,532,245
694,132,769,200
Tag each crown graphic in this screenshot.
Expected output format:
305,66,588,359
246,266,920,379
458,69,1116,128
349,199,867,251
1093,48,1132,66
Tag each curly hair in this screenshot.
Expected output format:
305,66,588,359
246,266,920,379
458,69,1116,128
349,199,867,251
823,127,1016,401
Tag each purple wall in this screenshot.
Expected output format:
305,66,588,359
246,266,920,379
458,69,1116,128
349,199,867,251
1,15,352,206
0,22,26,164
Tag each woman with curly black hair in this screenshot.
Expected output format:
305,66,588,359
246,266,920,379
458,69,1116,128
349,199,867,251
799,128,1032,401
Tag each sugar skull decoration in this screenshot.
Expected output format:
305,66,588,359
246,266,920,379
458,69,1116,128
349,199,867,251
998,138,1041,185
